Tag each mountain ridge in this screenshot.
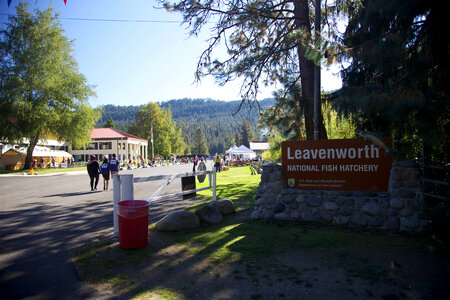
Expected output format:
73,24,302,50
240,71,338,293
97,98,274,154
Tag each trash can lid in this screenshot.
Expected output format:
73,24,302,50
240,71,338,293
118,200,150,208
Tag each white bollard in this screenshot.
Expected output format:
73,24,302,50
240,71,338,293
112,173,121,234
121,174,134,202
113,173,134,235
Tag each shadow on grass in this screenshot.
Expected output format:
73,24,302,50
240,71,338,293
73,177,448,299
73,211,443,299
189,181,259,213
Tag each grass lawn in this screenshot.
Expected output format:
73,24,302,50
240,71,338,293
73,165,448,299
186,165,261,212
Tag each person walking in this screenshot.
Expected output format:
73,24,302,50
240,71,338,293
87,155,100,191
100,156,111,190
109,153,120,177
215,154,221,172
193,154,198,173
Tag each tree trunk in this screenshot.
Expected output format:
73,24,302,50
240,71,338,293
24,130,40,170
294,0,327,140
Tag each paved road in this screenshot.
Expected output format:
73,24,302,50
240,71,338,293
0,162,213,299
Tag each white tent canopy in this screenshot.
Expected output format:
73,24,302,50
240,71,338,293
225,145,238,154
225,145,256,160
12,147,72,158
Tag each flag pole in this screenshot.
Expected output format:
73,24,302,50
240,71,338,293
151,122,154,160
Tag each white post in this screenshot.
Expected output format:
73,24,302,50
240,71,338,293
212,168,217,201
121,174,134,201
112,174,121,234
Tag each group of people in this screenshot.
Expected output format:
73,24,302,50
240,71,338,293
33,157,75,169
192,154,223,173
59,157,74,168
92,153,222,191
86,153,120,191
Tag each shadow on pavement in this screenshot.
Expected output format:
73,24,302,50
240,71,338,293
0,189,206,299
43,191,103,197
0,199,113,299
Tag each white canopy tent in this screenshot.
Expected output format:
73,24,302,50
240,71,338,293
225,145,238,154
225,145,256,160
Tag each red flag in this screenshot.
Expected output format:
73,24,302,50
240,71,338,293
64,0,67,4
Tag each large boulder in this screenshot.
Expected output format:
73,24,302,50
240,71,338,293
273,201,286,213
155,211,200,232
361,202,382,216
210,199,235,215
195,205,223,224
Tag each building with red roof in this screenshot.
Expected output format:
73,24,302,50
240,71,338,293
69,128,148,164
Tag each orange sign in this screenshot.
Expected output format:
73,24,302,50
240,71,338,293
282,138,393,191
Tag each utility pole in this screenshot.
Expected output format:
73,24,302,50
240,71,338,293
314,0,321,140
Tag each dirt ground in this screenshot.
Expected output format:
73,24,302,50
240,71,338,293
76,208,450,300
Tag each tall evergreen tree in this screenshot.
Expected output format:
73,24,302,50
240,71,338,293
0,3,98,169
192,127,209,155
241,120,255,148
260,83,306,140
261,83,356,140
104,117,115,128
333,0,449,161
225,134,236,150
160,0,355,139
234,130,241,147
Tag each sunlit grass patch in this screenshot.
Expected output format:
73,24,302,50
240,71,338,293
132,287,184,300
166,217,435,265
194,165,261,211
73,163,442,296
170,223,245,263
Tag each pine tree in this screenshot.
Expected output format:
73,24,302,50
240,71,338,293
192,127,209,155
234,130,241,147
260,83,306,140
225,134,236,150
241,120,255,148
160,0,354,139
333,0,449,161
104,117,115,128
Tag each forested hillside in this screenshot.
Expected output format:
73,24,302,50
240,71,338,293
96,105,141,132
97,98,274,154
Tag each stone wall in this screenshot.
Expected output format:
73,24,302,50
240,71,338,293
251,161,429,231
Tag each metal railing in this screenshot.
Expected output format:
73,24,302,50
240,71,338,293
112,169,216,234
421,164,449,202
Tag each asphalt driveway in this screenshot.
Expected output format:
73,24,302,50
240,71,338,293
0,163,212,299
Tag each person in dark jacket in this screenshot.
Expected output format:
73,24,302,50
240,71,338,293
100,156,110,190
193,155,198,173
109,153,120,176
87,155,100,191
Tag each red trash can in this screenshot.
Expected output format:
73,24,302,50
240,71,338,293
117,200,150,249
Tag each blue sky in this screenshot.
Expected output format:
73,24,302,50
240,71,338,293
0,0,343,107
